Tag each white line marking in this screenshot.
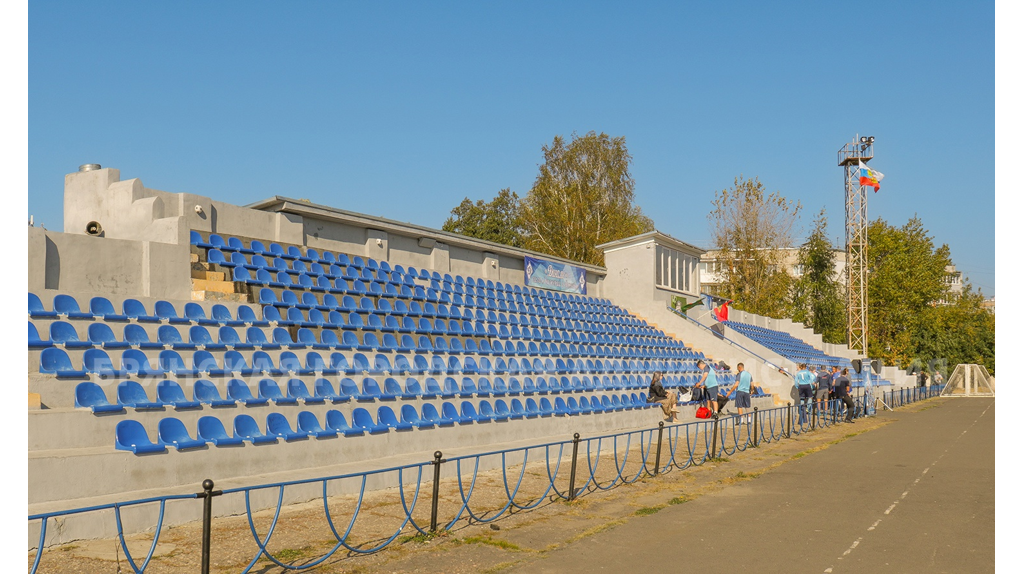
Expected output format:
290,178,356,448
823,401,992,570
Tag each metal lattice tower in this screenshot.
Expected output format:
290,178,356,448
838,135,874,353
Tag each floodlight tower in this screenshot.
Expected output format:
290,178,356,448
838,135,874,353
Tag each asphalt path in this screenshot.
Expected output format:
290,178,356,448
510,397,995,573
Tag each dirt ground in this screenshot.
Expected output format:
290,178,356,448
29,405,915,574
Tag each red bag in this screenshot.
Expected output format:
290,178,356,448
695,406,712,419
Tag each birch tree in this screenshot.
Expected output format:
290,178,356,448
520,131,654,266
708,176,801,318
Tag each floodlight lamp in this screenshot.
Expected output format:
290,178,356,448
860,136,868,143
868,136,875,143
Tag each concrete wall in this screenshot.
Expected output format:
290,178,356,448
27,227,191,301
59,167,607,295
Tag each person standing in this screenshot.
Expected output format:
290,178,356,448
696,359,720,416
727,362,753,424
646,372,679,422
934,370,945,387
815,365,832,414
835,368,856,423
917,370,929,388
794,364,815,423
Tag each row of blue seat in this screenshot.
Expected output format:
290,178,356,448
30,292,657,339
723,321,850,367
76,375,695,413
256,289,633,329
31,323,696,365
191,231,618,308
40,347,701,380
215,250,623,315
118,392,660,454
235,270,637,324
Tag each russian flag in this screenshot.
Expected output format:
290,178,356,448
858,161,884,192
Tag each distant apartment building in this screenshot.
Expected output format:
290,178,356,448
699,247,847,297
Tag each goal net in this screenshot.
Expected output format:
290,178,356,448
940,364,995,397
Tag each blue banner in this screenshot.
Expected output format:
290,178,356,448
524,255,587,295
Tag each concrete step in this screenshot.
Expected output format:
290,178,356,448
190,289,251,303
191,278,238,293
190,253,200,264
190,269,225,281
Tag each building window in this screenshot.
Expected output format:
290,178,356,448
656,245,696,293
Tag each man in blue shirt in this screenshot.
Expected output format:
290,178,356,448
696,359,720,415
727,362,754,424
794,363,815,423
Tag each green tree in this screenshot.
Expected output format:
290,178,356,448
442,188,524,248
520,131,654,266
708,176,801,318
791,208,845,343
914,284,995,375
866,216,952,367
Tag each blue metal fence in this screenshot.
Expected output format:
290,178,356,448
28,384,943,573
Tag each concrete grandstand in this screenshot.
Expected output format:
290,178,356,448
27,165,916,545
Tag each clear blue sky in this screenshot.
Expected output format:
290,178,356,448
27,1,994,296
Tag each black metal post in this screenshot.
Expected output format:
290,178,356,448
653,422,664,475
197,479,222,574
786,402,792,438
711,414,720,459
567,433,581,501
752,407,759,448
429,451,446,532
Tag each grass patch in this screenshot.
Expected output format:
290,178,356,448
59,545,79,552
271,547,311,562
707,457,730,463
461,536,523,552
668,495,690,505
562,518,627,546
399,531,443,544
634,505,666,516
735,471,760,479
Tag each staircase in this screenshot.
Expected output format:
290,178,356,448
190,253,250,302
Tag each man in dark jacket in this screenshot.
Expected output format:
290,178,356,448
646,372,679,422
835,368,856,423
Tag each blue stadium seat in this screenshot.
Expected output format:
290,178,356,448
158,418,207,450
193,380,236,407
227,379,270,406
49,321,92,349
115,420,166,454
81,348,128,378
211,305,247,327
287,378,325,404
122,299,160,322
87,323,128,349
117,380,164,410
157,380,201,409
159,350,198,377
28,293,57,318
154,301,189,324
184,303,220,326
198,416,245,446
267,413,307,441
352,407,387,433
158,325,196,350
258,379,298,405
378,405,413,431
90,297,129,321
74,382,124,413
233,414,278,444
314,378,349,403
439,402,462,425
326,410,364,437
54,295,93,319
298,411,338,438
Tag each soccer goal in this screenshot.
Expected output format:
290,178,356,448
940,364,995,397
